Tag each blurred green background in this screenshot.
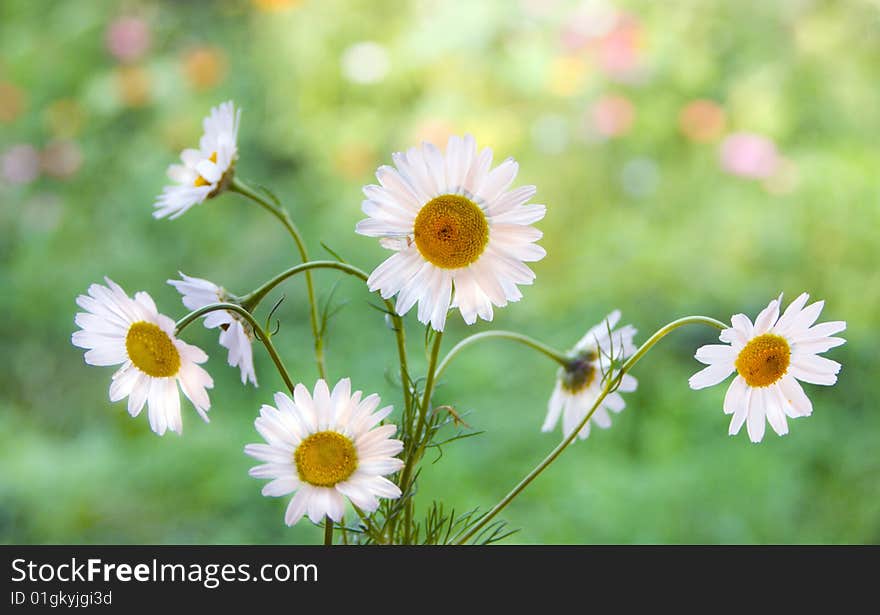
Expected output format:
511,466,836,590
1,0,877,544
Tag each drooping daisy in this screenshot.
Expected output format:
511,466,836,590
689,293,846,443
153,100,240,220
355,135,547,331
168,272,257,386
72,277,214,435
543,311,639,440
245,378,404,526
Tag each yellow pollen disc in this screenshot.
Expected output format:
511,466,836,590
735,333,791,388
125,321,181,378
413,194,489,269
560,350,598,394
294,431,358,487
193,151,218,187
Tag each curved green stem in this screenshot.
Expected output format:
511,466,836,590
453,315,726,545
240,261,368,312
238,260,412,416
229,176,326,380
175,302,295,394
436,330,569,380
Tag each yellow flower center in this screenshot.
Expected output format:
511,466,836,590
735,333,791,388
193,151,218,187
294,431,358,487
560,350,598,394
125,321,181,378
413,194,489,269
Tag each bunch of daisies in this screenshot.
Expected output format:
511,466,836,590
71,101,846,542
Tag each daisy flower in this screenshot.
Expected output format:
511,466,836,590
168,272,257,386
355,134,546,331
71,277,214,435
543,311,638,440
153,101,240,220
245,378,404,526
689,293,846,443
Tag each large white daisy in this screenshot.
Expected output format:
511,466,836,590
245,378,404,526
72,277,214,435
168,272,257,386
689,293,846,443
543,311,638,440
153,100,240,220
355,134,547,331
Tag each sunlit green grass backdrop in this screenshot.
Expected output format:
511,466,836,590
2,0,877,544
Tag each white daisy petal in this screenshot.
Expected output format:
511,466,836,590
262,477,300,497
778,374,812,417
792,337,846,354
84,344,128,367
788,362,839,386
723,375,748,415
306,488,331,524
485,185,537,216
688,362,735,390
542,382,565,432
335,480,380,513
475,158,518,205
126,371,148,417
730,314,754,339
753,295,781,335
249,463,295,479
746,387,767,443
797,320,846,341
788,299,826,334
284,488,310,526
109,365,140,402
764,385,789,436
728,387,751,436
694,344,736,365
772,292,810,334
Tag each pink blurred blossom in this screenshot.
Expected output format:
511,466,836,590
106,16,150,63
720,133,779,180
595,13,643,80
2,144,40,184
589,95,635,138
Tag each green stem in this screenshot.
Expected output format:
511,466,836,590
324,518,333,546
394,330,444,541
175,302,295,394
453,315,726,545
229,176,326,381
241,261,367,312
435,330,569,380
238,260,412,415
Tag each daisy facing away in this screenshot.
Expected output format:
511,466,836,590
168,272,257,386
71,278,214,436
543,311,639,440
355,134,546,331
689,293,846,443
245,378,404,526
153,101,240,220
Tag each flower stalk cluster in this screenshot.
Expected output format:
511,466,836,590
71,101,847,544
